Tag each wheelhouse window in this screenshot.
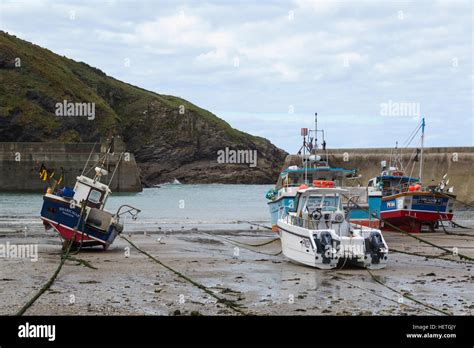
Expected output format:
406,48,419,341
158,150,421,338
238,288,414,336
305,194,341,212
290,194,301,212
88,189,103,205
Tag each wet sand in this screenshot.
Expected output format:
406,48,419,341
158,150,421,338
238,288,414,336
0,225,473,316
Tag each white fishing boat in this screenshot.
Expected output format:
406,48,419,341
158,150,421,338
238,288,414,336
277,181,389,269
266,113,360,231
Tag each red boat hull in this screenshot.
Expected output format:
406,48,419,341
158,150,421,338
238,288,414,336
380,209,453,233
42,218,103,245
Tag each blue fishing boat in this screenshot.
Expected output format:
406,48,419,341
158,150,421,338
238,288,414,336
40,139,141,250
367,118,456,233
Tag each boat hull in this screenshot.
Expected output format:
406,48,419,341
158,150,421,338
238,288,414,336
380,192,455,233
277,218,388,269
40,194,120,248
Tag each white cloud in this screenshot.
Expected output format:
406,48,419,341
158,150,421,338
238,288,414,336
272,63,301,81
0,0,472,150
294,0,341,14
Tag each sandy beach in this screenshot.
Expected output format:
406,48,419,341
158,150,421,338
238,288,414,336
0,223,473,316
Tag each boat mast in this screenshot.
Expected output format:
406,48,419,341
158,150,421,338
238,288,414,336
299,126,308,184
314,112,318,153
419,117,425,182
93,139,113,182
82,142,97,176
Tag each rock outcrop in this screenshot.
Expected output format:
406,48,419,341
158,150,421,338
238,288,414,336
0,31,287,185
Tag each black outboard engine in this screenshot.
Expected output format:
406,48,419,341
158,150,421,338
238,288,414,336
365,231,385,264
317,231,334,264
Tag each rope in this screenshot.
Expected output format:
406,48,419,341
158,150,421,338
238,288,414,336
120,235,250,315
16,203,87,315
332,276,437,315
390,248,470,264
15,240,74,315
237,221,273,230
366,269,451,316
450,221,471,230
344,198,474,263
197,231,282,256
437,191,474,209
433,202,474,239
401,122,422,149
381,215,473,262
66,256,98,269
437,216,474,237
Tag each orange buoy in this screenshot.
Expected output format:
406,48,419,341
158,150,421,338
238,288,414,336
313,180,335,188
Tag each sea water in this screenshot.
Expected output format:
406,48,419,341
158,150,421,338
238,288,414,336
1,184,472,234
0,184,274,233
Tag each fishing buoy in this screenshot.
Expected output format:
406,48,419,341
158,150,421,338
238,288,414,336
299,184,309,190
414,184,421,191
408,185,415,192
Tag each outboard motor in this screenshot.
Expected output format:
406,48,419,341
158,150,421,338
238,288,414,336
366,231,386,264
317,231,334,264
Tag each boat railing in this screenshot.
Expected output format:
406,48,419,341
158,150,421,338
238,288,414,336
114,204,141,221
280,210,319,230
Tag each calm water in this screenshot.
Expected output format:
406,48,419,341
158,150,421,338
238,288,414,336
1,184,473,233
0,185,274,232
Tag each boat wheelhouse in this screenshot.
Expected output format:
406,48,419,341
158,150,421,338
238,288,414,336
277,185,388,269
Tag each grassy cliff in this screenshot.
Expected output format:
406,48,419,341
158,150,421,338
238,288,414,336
0,31,287,184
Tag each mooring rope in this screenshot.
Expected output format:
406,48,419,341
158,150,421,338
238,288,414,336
450,220,471,229
237,220,273,230
332,275,437,315
120,235,250,315
345,198,474,263
366,269,451,316
196,231,282,256
389,248,471,265
16,203,87,315
437,192,474,209
433,206,474,239
15,239,74,315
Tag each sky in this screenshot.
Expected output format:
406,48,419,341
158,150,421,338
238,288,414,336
0,0,472,152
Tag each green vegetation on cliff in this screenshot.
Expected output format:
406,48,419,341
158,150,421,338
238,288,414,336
0,31,287,184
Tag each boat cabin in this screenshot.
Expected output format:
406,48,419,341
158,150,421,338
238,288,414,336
368,174,419,197
73,175,111,209
277,167,355,189
291,187,346,214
